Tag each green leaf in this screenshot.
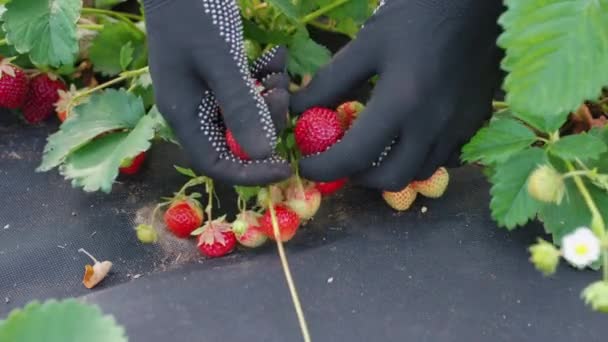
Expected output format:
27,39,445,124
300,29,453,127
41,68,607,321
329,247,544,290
539,174,608,244
549,133,608,161
0,299,127,342
147,105,176,143
266,0,299,21
243,19,291,45
315,0,368,24
119,41,134,71
288,29,331,76
490,147,547,229
2,0,81,67
174,165,197,178
498,0,608,133
60,112,162,193
235,185,262,203
462,118,538,165
89,22,146,76
589,127,608,172
94,0,128,9
38,89,145,172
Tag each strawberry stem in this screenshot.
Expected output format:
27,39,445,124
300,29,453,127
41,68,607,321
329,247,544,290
267,190,311,342
70,66,149,110
78,248,100,264
205,179,215,220
81,8,143,34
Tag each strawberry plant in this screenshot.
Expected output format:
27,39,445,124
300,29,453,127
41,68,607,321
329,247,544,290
461,0,608,313
0,0,377,193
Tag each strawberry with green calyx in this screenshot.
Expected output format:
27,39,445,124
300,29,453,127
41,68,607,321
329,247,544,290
284,178,321,220
383,185,417,211
164,196,204,238
315,178,347,196
294,107,344,156
22,72,66,124
119,152,146,175
0,58,28,109
257,204,301,242
232,211,267,248
336,101,364,130
412,167,450,198
192,215,237,258
134,167,209,241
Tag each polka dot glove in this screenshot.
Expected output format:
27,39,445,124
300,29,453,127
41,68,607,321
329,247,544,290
143,0,291,186
291,0,504,191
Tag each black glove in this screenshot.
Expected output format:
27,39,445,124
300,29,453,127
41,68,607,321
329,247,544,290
143,0,291,185
292,0,504,191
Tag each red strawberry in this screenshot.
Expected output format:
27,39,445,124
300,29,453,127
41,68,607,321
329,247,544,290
0,60,28,109
285,180,321,220
294,107,344,155
257,205,300,242
22,73,66,124
225,129,250,160
232,211,267,248
163,198,204,238
336,101,364,130
196,216,237,258
119,152,146,175
315,178,347,196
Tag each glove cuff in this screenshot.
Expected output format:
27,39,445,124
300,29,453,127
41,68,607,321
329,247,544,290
142,0,172,12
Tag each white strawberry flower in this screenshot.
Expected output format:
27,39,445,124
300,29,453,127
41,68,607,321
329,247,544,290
561,227,601,269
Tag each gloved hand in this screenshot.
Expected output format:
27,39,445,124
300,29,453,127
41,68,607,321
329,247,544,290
143,0,291,185
291,0,504,191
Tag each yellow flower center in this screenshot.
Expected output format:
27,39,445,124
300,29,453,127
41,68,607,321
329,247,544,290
575,244,589,256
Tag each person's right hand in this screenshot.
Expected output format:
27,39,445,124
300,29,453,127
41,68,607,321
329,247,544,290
143,0,291,186
291,0,503,191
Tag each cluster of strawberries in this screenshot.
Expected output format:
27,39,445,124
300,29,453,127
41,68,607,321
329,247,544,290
149,101,449,258
158,174,345,258
0,59,70,124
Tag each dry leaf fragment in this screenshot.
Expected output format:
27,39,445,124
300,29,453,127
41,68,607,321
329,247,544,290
79,248,112,289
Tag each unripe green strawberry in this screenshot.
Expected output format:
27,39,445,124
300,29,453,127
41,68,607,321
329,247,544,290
285,181,321,220
232,211,267,248
135,224,158,244
256,185,284,209
527,165,565,205
582,281,608,313
382,185,417,211
412,167,450,198
528,238,559,276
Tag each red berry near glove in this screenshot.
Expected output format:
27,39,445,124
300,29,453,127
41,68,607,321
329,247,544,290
22,73,66,124
411,167,450,198
164,198,204,238
232,211,267,248
196,216,237,258
294,107,344,155
315,178,347,196
257,205,300,242
0,60,28,109
225,129,250,160
119,152,146,175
